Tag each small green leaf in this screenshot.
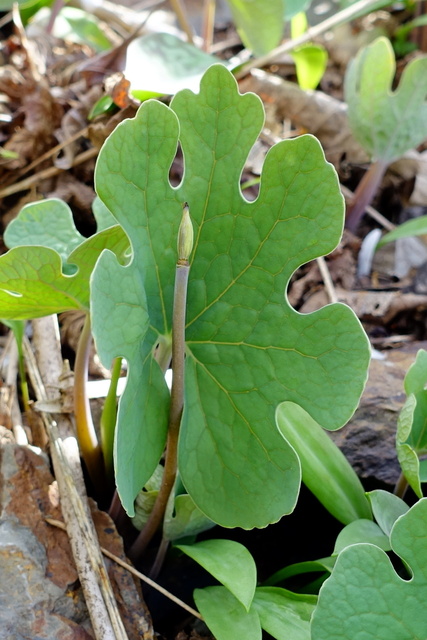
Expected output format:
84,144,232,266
333,519,390,555
177,539,257,610
194,586,261,640
366,490,409,537
276,402,372,524
125,33,223,100
345,37,427,164
311,499,427,640
252,587,316,640
404,348,427,396
292,44,328,90
396,394,425,499
227,0,284,55
164,494,214,541
377,216,427,248
88,95,116,120
264,559,334,587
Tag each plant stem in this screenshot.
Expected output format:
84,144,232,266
130,261,190,561
345,159,388,233
100,356,122,483
394,472,409,499
74,313,105,492
150,537,170,579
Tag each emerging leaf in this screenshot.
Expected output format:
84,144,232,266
396,349,427,497
92,64,370,527
345,37,427,164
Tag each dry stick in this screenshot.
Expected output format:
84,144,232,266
25,317,130,640
12,126,90,182
201,0,216,52
130,205,192,561
316,256,337,304
169,0,194,43
45,516,202,620
236,0,411,78
0,147,98,198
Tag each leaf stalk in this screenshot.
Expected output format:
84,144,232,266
74,313,105,492
130,205,193,560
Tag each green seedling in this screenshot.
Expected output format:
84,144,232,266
311,498,427,640
344,36,427,231
396,349,427,498
0,198,129,488
91,64,370,560
178,539,316,640
290,12,328,90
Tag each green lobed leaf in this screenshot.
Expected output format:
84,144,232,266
344,37,427,164
252,587,316,640
276,402,372,524
377,216,427,249
333,519,390,555
0,225,128,319
227,0,284,55
177,539,257,610
366,490,409,537
311,498,427,640
194,586,262,640
93,64,370,525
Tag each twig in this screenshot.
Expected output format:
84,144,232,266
316,257,337,304
201,0,215,52
45,516,202,620
169,0,194,43
12,127,89,182
25,316,130,640
0,147,98,198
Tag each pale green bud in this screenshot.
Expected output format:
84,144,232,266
177,202,194,262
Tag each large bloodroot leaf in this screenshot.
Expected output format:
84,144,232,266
92,64,370,526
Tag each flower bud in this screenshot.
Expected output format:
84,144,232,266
177,202,194,262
